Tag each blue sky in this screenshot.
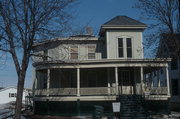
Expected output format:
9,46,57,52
0,0,151,88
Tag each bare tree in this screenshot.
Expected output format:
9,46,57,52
0,0,76,118
134,0,179,56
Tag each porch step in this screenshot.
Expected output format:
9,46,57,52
118,95,148,119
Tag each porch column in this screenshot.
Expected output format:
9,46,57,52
115,67,119,95
107,68,111,94
165,65,170,96
77,68,80,96
47,69,50,96
140,67,144,95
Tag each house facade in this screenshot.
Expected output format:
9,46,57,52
32,16,171,117
156,34,180,111
0,86,28,104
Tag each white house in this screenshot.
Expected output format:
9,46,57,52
32,16,171,118
0,86,28,104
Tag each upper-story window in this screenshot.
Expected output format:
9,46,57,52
126,38,132,58
118,37,132,58
88,45,96,59
70,46,78,59
118,38,123,57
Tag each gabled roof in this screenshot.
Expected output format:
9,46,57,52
102,16,147,27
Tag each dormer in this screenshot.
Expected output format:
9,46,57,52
99,16,147,59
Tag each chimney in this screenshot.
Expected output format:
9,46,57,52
86,27,93,36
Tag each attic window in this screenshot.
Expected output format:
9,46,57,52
70,46,78,59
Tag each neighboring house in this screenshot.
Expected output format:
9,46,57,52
0,86,28,104
32,16,171,117
156,34,180,111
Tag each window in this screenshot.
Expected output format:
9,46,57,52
70,46,78,59
126,38,132,58
88,46,96,59
118,38,123,57
171,58,178,70
9,93,17,98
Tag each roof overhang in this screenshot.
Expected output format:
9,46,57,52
99,25,147,36
33,58,171,70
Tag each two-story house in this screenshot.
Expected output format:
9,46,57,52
32,16,171,117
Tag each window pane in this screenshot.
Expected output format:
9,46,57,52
126,38,132,47
118,38,123,47
127,48,132,57
119,48,123,57
126,38,132,58
118,38,123,57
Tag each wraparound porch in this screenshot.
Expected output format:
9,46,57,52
33,59,171,101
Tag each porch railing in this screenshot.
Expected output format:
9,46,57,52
80,87,116,95
144,87,168,95
34,87,168,96
35,87,116,96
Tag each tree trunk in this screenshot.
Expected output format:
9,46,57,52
15,71,26,119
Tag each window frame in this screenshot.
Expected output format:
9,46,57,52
88,45,96,59
70,45,79,60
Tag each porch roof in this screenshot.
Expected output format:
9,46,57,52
33,58,171,70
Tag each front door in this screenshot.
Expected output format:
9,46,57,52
119,70,134,95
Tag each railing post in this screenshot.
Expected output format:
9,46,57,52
115,67,119,95
166,65,170,96
77,68,80,96
47,69,50,96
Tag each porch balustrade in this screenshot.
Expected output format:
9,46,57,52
35,87,116,96
144,87,168,95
